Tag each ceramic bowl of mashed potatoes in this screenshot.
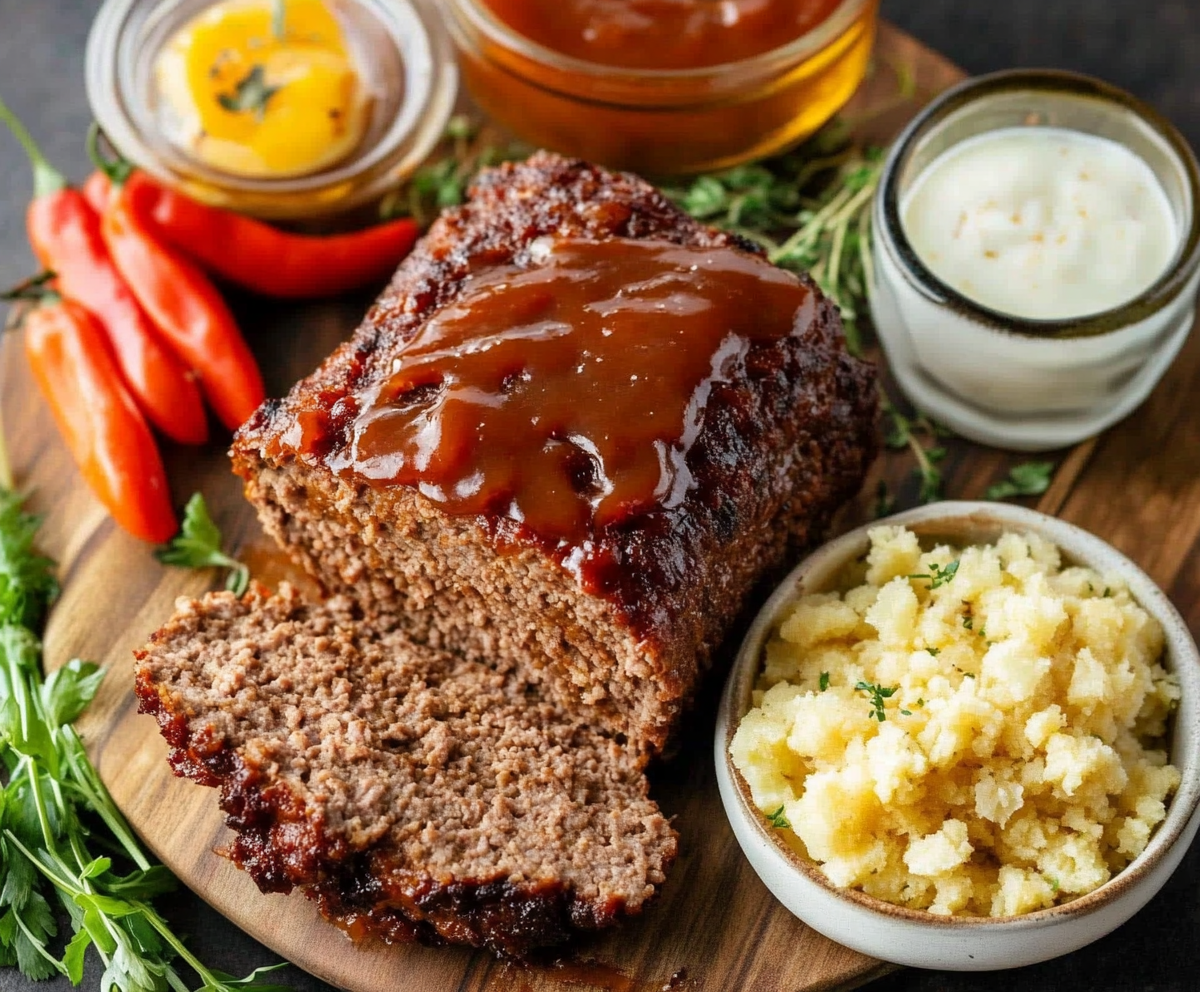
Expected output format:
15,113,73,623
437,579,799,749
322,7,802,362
715,501,1200,970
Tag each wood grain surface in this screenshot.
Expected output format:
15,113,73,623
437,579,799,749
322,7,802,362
3,19,1199,992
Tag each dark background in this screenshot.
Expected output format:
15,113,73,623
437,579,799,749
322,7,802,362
1,1,1199,990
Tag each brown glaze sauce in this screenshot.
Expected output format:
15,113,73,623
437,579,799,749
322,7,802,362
309,238,812,567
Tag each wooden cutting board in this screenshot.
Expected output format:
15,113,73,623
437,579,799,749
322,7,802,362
5,20,1200,992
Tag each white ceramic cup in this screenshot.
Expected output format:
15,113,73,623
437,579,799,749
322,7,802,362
870,71,1200,452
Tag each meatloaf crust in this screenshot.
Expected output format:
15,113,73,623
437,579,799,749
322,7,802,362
135,585,676,958
232,151,878,755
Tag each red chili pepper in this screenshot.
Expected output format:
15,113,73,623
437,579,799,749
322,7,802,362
21,293,177,543
118,171,419,299
0,101,208,446
90,138,266,432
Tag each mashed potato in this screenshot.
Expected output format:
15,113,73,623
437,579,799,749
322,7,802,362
730,526,1180,916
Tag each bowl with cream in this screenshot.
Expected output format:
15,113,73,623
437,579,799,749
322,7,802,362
870,70,1200,450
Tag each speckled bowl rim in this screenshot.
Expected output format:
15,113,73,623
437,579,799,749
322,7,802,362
717,501,1200,934
877,69,1200,339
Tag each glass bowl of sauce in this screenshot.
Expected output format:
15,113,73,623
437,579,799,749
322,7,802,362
871,70,1200,451
442,0,880,176
87,0,458,220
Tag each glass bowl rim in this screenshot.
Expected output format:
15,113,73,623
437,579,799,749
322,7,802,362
86,0,457,209
877,68,1200,341
442,0,874,89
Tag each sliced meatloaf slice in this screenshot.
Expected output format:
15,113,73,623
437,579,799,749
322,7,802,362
135,584,676,958
232,151,878,756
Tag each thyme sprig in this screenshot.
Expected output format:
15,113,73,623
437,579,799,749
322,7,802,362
883,400,952,503
908,559,960,591
380,116,531,227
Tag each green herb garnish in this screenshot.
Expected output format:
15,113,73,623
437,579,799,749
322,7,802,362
819,672,830,692
907,559,959,591
874,479,895,520
155,493,250,596
766,805,790,830
883,400,950,503
986,461,1056,501
0,491,58,632
855,681,898,722
900,709,912,716
0,488,288,991
217,64,281,121
927,648,940,657
380,116,531,226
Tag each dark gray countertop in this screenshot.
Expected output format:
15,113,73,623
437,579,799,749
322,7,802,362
1,1,1198,989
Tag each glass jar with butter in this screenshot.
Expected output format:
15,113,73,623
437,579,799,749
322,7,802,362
87,0,457,220
871,70,1200,451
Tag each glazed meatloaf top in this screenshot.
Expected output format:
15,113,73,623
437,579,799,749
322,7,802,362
234,151,877,647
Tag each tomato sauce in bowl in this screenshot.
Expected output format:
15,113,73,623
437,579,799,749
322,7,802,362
444,0,878,175
481,0,846,71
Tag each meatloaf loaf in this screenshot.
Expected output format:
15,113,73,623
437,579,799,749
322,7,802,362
136,584,676,958
231,151,878,757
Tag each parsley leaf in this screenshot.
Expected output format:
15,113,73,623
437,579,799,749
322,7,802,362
855,681,898,722
766,805,790,829
41,659,106,728
0,491,57,630
0,482,292,992
819,672,830,692
156,494,250,596
986,461,1056,501
908,559,959,590
217,65,281,121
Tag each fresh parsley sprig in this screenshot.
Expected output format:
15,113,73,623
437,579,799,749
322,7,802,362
765,805,790,830
0,491,58,632
986,461,1056,501
156,494,250,597
855,681,899,722
908,559,960,591
0,488,289,990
